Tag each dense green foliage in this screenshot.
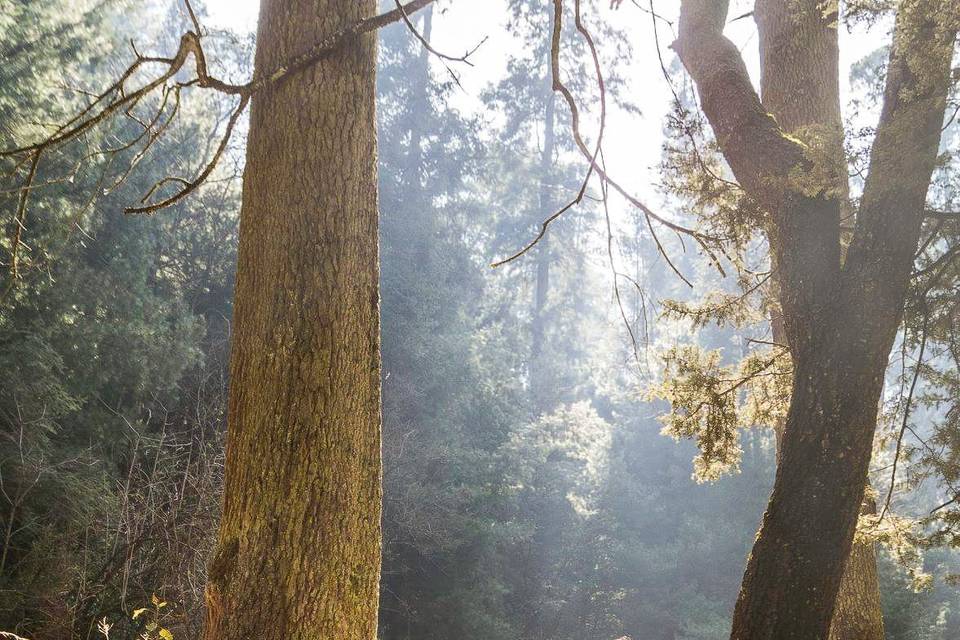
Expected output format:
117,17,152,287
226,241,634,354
0,3,237,637
1,1,958,639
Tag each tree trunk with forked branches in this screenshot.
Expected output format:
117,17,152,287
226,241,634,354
757,2,883,636
673,1,958,638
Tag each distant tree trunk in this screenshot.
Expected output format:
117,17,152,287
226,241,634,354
674,1,957,638
756,3,883,637
403,5,434,267
202,1,382,639
530,89,556,414
380,10,434,636
828,495,884,640
518,77,559,640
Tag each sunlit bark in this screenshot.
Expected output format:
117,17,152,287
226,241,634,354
202,1,382,638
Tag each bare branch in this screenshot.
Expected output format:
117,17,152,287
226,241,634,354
1,0,438,299
492,0,717,281
491,0,604,267
125,93,249,215
183,0,204,36
393,0,487,90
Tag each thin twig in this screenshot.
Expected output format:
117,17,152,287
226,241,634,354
1,0,438,300
4,151,42,294
879,304,931,523
393,0,487,89
601,149,643,367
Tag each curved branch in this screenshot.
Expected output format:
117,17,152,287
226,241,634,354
125,93,249,215
1,0,439,300
493,0,717,283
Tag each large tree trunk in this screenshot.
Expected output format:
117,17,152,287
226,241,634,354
770,316,884,640
756,3,883,637
202,1,382,638
674,1,957,638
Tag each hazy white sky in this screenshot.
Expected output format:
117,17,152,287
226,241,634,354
200,0,887,268
200,0,715,224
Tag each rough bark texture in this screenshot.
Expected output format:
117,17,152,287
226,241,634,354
828,497,884,640
673,1,957,638
770,322,884,640
756,3,883,637
202,1,382,639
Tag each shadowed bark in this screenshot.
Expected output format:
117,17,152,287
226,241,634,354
756,2,883,637
674,1,957,638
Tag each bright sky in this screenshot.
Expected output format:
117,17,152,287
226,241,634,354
202,0,887,269
203,0,682,203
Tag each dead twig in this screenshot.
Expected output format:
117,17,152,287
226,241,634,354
1,0,438,300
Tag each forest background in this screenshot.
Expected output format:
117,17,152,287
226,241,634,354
1,1,958,638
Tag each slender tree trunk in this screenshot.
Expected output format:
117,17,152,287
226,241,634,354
828,496,884,640
202,1,382,639
674,1,957,637
519,79,559,640
756,3,883,635
530,89,556,414
380,11,433,636
403,6,433,267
